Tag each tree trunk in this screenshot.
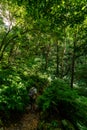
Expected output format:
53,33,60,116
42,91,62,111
70,34,76,88
56,42,59,77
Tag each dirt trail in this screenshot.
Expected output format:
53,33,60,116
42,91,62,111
4,110,39,130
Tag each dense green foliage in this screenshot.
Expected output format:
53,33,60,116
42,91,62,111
38,79,87,129
0,68,28,111
0,67,48,121
0,0,87,129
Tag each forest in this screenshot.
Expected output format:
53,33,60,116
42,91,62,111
0,0,87,130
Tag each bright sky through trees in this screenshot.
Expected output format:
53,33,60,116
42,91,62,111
0,5,15,29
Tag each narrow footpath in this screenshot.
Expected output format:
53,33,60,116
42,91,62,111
2,110,39,130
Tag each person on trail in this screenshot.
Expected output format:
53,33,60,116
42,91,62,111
28,87,38,111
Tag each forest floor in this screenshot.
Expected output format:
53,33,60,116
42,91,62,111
2,108,40,130
0,107,75,130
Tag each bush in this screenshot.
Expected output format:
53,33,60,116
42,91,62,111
38,120,59,130
0,68,29,113
22,74,49,94
0,68,48,115
38,78,78,111
37,78,87,129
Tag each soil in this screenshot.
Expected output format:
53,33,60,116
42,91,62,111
2,109,39,130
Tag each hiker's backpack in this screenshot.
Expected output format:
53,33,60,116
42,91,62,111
29,87,37,99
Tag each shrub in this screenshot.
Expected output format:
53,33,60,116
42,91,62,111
37,78,87,129
0,68,29,113
38,120,59,130
23,74,49,94
0,68,48,114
